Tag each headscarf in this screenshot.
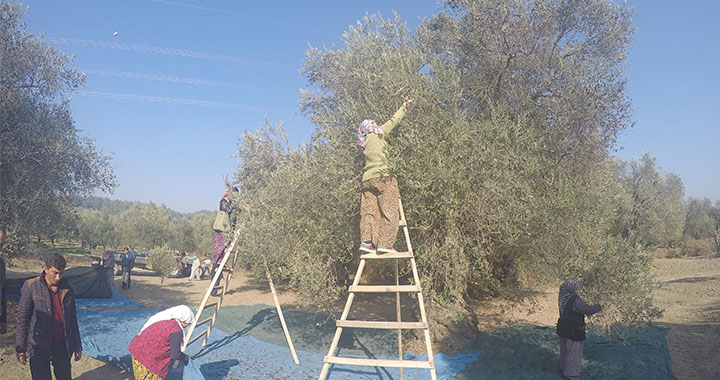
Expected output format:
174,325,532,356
558,278,579,315
357,119,383,152
139,305,194,336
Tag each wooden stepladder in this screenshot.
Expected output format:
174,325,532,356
319,198,437,380
182,228,300,365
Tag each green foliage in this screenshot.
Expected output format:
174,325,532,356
683,197,716,239
78,209,118,249
0,1,115,252
75,200,214,256
568,237,661,328
229,0,664,327
612,154,685,248
116,203,171,249
148,244,177,285
74,195,136,214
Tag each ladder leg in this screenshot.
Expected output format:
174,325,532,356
411,258,437,380
395,258,403,380
264,256,300,365
318,259,368,380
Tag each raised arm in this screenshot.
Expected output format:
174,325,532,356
379,100,412,134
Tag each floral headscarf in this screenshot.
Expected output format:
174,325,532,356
558,278,579,315
357,119,383,152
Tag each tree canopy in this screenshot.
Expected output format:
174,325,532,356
230,0,662,325
0,1,114,252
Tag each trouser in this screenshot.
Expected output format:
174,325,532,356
29,341,71,380
106,268,114,288
360,176,400,248
122,267,132,288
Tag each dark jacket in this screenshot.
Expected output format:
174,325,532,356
121,252,135,269
556,294,602,341
14,272,82,358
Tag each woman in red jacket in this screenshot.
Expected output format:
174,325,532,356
129,305,194,379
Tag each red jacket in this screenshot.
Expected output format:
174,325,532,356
128,319,184,377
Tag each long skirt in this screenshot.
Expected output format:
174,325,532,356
360,176,400,248
132,357,163,380
212,230,228,263
559,337,583,377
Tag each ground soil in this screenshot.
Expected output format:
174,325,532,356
1,254,717,379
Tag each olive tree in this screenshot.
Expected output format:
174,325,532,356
613,154,685,248
0,1,114,253
233,0,655,325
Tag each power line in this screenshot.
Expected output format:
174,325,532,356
47,37,297,72
76,90,294,113
82,69,295,95
148,0,313,31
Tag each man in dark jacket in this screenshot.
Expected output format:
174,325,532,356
15,253,82,380
120,247,136,289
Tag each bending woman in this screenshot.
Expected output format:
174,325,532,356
129,305,194,380
555,279,602,378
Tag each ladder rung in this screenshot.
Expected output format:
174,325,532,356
324,356,432,369
196,316,213,327
222,267,233,272
398,219,407,227
186,330,208,346
213,285,224,289
360,251,413,259
349,285,420,293
336,320,427,330
203,301,218,309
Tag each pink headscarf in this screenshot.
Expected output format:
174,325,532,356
357,119,383,152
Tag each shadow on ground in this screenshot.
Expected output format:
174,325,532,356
450,324,676,380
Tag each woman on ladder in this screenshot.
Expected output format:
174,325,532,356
357,99,412,255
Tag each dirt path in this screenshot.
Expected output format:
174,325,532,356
651,257,720,380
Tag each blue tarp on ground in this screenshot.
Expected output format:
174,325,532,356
77,293,477,380
76,289,143,308
76,305,205,380
76,292,675,380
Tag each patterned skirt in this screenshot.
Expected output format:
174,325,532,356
213,230,228,263
132,357,164,380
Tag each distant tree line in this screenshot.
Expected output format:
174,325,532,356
75,197,215,256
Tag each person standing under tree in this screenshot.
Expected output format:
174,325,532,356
555,278,602,378
120,247,136,289
358,99,412,255
101,250,115,289
15,253,82,380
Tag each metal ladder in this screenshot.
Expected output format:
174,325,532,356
181,229,299,365
318,198,437,380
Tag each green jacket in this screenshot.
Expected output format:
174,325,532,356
362,105,407,182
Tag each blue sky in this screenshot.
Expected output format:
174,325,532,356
19,0,719,213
